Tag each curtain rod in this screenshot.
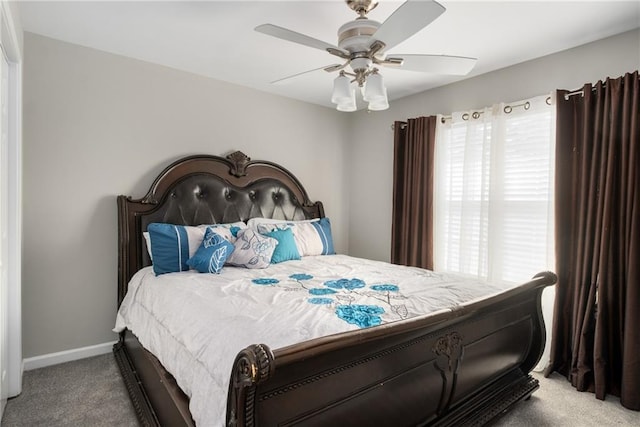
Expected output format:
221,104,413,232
563,85,603,100
564,88,587,99
391,95,553,129
563,83,612,100
563,74,639,100
393,73,637,128
392,96,552,129
439,96,551,124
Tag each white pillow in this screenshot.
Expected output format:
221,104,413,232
246,217,318,230
143,231,152,260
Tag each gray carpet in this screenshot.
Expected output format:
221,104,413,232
497,371,639,426
2,354,638,426
1,354,137,427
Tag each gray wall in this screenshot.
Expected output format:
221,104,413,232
22,33,350,357
347,29,640,262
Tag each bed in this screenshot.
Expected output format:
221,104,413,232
114,151,556,427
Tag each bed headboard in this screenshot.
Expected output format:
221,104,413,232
117,151,324,306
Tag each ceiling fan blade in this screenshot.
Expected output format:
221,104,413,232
388,54,477,75
271,64,342,85
371,0,445,51
255,24,349,58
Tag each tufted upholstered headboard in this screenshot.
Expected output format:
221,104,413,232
117,151,324,306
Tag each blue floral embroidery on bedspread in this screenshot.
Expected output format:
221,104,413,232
252,278,280,285
290,273,313,281
308,297,334,305
335,305,385,328
250,273,409,328
324,278,366,290
370,284,399,292
309,288,337,295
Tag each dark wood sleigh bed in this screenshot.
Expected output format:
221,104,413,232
114,151,557,427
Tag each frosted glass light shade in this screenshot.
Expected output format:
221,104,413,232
368,88,389,111
337,102,357,112
331,74,352,104
337,89,356,112
364,72,385,102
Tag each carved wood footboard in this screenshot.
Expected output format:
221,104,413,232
227,271,556,426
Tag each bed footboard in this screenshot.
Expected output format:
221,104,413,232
227,271,556,426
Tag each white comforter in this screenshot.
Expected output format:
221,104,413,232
114,254,508,426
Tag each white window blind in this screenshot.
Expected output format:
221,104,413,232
434,95,555,285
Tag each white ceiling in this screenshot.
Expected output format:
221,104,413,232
18,1,640,109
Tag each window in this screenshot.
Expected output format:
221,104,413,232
434,95,555,285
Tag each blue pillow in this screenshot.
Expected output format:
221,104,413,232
187,228,235,273
265,228,301,263
147,223,206,275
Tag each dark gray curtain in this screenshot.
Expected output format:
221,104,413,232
391,116,437,269
545,71,639,410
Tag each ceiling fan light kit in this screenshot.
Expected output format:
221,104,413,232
255,0,477,112
331,68,388,112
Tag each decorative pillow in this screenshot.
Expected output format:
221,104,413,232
199,221,247,243
187,228,235,273
256,217,335,257
246,217,318,230
265,228,301,263
298,217,335,256
147,223,207,275
226,228,277,269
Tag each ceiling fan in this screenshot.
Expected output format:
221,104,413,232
255,0,477,111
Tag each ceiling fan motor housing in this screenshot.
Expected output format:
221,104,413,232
338,19,380,54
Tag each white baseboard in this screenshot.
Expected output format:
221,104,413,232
23,341,117,371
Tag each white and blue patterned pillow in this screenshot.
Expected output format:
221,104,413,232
256,217,335,257
297,218,335,256
187,228,235,273
200,222,246,243
227,228,277,269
